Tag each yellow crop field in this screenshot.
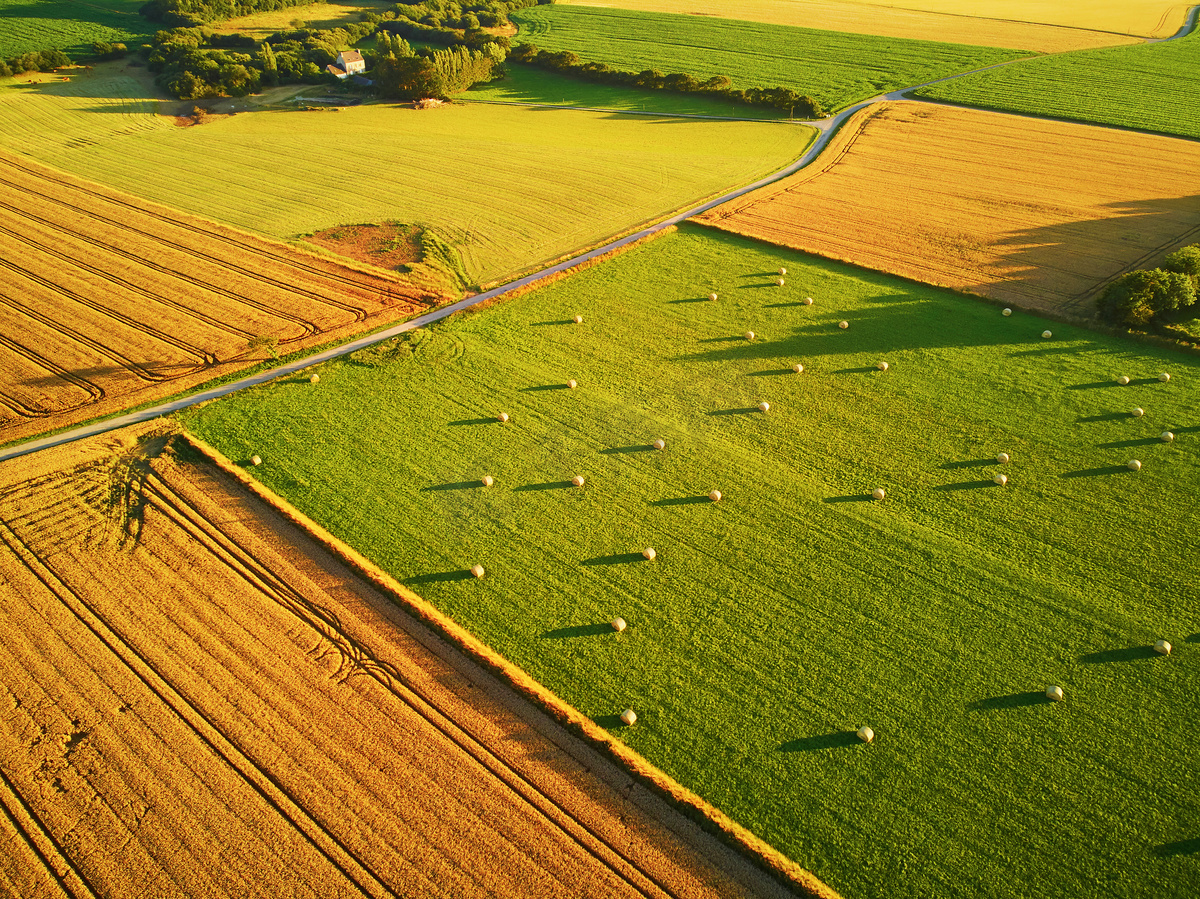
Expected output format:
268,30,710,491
696,102,1200,317
555,0,1151,50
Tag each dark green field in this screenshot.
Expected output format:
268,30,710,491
183,224,1200,899
0,0,150,57
511,4,1031,111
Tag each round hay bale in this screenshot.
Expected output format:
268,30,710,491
1117,375,1130,386
793,363,804,373
567,379,577,389
571,475,585,487
745,330,756,341
309,373,320,384
1159,372,1171,382
1154,639,1172,655
872,487,886,501
1002,308,1012,317
1042,330,1053,339
994,473,1008,486
652,438,666,451
803,297,813,306
250,455,262,467
778,267,787,275
709,292,718,302
1131,407,1145,418
620,709,637,726
642,547,656,561
1161,431,1175,442
708,489,722,502
573,314,583,324
1046,685,1064,702
497,412,510,423
1128,459,1142,471
758,401,770,413
470,564,485,578
776,278,785,287
857,726,874,744
838,320,849,330
877,361,889,371
611,617,627,633
997,452,1011,464
481,475,494,487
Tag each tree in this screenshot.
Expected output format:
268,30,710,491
1163,244,1200,279
259,41,277,85
1098,268,1197,326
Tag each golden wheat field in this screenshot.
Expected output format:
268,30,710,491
696,102,1200,317
0,151,442,443
0,424,809,899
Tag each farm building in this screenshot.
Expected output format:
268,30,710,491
327,49,366,80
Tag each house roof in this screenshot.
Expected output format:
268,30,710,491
338,50,364,64
327,64,346,76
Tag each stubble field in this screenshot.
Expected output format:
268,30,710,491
0,151,436,444
0,0,150,57
0,424,807,899
696,102,1200,317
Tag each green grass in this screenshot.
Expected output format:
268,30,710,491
511,5,1032,112
914,28,1200,140
0,64,811,285
0,0,151,57
182,224,1200,899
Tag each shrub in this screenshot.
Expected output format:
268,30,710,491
1098,268,1197,326
1163,244,1200,278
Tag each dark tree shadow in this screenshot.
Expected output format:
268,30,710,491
941,458,996,469
778,731,859,752
448,417,501,426
967,691,1050,711
514,480,576,492
934,480,999,491
521,384,570,392
824,494,874,503
542,623,613,639
709,406,761,416
1061,465,1132,478
1080,646,1157,664
581,552,646,566
1077,412,1129,423
405,570,474,585
650,496,710,506
421,480,484,492
1153,838,1200,858
600,444,656,454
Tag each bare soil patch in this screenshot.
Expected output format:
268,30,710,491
0,151,453,444
696,102,1200,319
0,424,819,899
305,221,424,271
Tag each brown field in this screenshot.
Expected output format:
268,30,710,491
696,102,1200,318
556,0,1151,51
0,151,447,444
0,424,820,899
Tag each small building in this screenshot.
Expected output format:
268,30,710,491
327,51,366,80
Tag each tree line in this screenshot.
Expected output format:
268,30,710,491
139,0,312,28
1098,245,1200,329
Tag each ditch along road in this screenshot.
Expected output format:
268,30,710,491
2,3,1197,464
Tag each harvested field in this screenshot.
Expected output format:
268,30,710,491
556,0,1140,52
696,102,1200,318
0,150,442,444
0,423,817,899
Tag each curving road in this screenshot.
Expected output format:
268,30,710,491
2,4,1196,464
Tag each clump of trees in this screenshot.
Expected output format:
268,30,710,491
1097,244,1200,327
139,0,312,28
509,43,826,117
0,48,72,77
91,41,129,60
373,33,505,100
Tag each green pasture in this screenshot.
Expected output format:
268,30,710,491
183,225,1200,899
0,0,150,58
0,64,810,285
914,28,1200,140
511,5,1031,111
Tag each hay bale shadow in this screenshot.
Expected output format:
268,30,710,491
542,623,613,639
1098,438,1160,448
778,731,859,752
1066,380,1122,390
405,570,474,585
941,458,994,469
833,366,879,374
746,368,794,377
650,496,711,506
521,384,571,392
1080,646,1157,663
531,319,576,326
709,406,760,416
514,480,576,492
967,691,1049,711
934,480,998,491
448,417,502,427
1061,465,1131,478
581,552,646,566
421,480,484,492
594,714,629,728
600,444,655,454
1152,838,1200,858
1077,412,1128,423
824,494,874,503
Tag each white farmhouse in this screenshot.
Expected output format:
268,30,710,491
327,49,366,79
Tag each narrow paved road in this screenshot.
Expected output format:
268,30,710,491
1,4,1195,464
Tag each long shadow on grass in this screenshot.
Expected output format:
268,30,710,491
1077,412,1129,423
941,459,995,469
699,336,747,343
405,570,475,585
422,480,484,492
709,407,761,416
515,480,577,491
1153,838,1200,858
594,714,629,729
1187,634,1200,644
522,384,571,392
824,494,874,503
834,366,879,374
448,417,503,426
747,368,794,377
1080,646,1157,664
669,296,713,304
542,623,613,639
1061,465,1132,478
531,319,577,326
581,552,646,566
1066,380,1124,390
651,496,710,506
764,301,810,309
968,691,1050,711
934,480,998,491
1098,437,1160,448
779,732,859,752
601,444,656,454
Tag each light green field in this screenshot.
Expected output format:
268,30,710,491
0,65,811,285
512,5,1031,111
915,28,1200,140
0,0,150,57
183,224,1200,899
212,0,394,37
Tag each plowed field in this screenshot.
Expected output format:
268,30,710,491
0,424,811,899
696,102,1200,317
0,152,439,444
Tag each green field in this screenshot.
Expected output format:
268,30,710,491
183,224,1200,899
511,5,1032,111
0,65,810,285
0,0,151,57
914,28,1200,140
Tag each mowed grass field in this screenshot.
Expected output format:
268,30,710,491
915,27,1200,140
184,225,1200,899
696,102,1200,319
0,0,151,57
555,0,1141,52
512,5,1030,112
0,65,811,286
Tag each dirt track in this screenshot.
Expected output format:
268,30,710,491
0,424,815,899
696,102,1200,318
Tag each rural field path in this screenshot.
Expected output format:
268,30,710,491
2,3,1196,465
0,425,813,898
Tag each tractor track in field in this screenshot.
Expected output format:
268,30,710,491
0,330,104,417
